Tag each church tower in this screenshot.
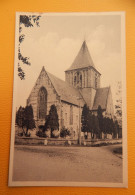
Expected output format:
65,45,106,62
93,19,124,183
65,41,101,109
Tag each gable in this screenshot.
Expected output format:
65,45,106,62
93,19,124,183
27,67,59,103
47,72,85,106
27,67,60,120
80,88,96,109
92,87,110,110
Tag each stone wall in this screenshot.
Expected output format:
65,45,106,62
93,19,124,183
65,68,89,88
65,67,101,90
61,101,82,138
27,68,60,127
27,68,82,134
88,68,100,89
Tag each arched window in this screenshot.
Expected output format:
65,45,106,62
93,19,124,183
38,87,47,119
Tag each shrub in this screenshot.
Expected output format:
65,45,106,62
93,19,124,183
51,130,59,138
38,125,44,131
65,140,71,146
36,130,46,138
45,129,51,138
60,127,71,138
25,132,31,137
16,105,35,136
18,132,23,137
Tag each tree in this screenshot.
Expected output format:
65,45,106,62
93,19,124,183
18,15,41,80
81,104,89,135
113,120,119,138
44,105,59,137
97,105,103,138
43,115,49,132
106,117,111,134
91,114,100,139
114,81,122,128
107,118,113,135
102,117,107,136
16,105,35,136
102,117,111,138
60,127,71,138
16,106,25,135
24,105,35,136
87,111,93,136
104,117,115,136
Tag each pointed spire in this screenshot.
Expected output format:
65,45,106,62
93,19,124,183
41,66,45,71
66,41,95,71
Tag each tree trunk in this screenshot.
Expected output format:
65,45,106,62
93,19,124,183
91,130,94,139
25,128,29,136
51,128,54,138
22,127,25,136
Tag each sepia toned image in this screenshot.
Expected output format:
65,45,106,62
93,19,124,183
8,12,127,187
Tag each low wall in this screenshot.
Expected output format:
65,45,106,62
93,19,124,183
15,137,78,146
15,136,122,146
84,139,122,147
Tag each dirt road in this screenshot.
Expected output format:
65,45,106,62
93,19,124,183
12,145,122,182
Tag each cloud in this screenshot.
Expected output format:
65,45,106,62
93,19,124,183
17,23,121,108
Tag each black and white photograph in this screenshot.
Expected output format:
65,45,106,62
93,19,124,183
9,12,127,187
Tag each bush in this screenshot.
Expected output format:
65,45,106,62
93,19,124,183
51,129,59,138
45,129,51,138
60,127,71,138
25,132,31,137
38,125,45,130
36,127,52,138
18,132,23,137
36,130,46,138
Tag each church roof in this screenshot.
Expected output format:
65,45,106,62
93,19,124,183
92,87,110,110
66,41,95,71
47,71,85,106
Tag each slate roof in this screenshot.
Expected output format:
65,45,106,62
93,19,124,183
66,41,95,71
47,71,85,106
48,70,110,110
92,87,110,110
35,67,109,110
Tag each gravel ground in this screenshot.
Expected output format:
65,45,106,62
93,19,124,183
12,145,122,183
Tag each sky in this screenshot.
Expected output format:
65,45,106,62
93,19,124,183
16,13,123,109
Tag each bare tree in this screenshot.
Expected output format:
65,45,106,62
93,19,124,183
18,15,41,80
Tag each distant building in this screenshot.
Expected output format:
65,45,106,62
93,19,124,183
27,41,114,137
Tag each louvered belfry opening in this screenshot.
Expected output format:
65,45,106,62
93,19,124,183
74,71,82,88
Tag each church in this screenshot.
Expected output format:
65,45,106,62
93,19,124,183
27,41,114,137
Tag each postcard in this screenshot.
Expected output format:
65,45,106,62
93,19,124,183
8,12,127,187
